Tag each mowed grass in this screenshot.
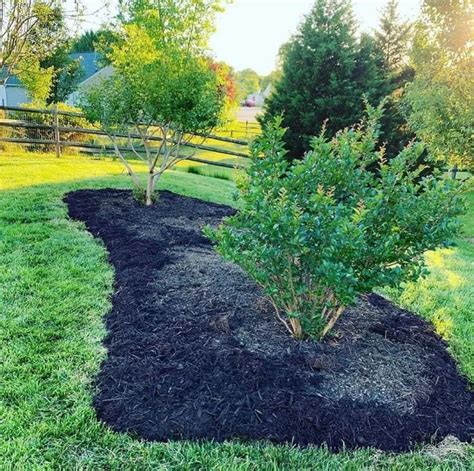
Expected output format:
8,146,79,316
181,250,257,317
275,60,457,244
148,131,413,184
0,152,472,469
384,186,474,381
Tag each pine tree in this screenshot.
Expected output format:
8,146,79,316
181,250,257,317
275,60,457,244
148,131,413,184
261,0,385,158
375,0,411,73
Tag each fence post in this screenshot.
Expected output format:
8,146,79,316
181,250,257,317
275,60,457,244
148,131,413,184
451,164,458,180
53,104,61,158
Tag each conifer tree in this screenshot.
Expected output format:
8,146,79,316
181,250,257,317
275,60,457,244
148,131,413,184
262,0,385,158
375,0,411,73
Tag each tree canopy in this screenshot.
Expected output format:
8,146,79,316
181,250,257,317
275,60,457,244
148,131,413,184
261,0,386,158
0,0,68,78
81,0,227,206
404,0,473,169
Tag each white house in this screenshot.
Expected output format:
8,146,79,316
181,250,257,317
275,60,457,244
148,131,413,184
0,73,29,107
245,84,273,107
0,52,109,108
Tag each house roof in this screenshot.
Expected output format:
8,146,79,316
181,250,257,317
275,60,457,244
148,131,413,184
0,67,22,86
69,52,103,82
0,52,104,88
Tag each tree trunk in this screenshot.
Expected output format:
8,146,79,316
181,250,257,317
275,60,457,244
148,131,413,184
289,318,303,339
145,172,154,206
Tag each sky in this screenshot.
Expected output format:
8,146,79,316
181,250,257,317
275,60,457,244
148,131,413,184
79,0,421,76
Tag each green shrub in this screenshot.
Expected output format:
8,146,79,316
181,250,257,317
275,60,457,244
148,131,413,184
10,102,93,152
208,108,465,339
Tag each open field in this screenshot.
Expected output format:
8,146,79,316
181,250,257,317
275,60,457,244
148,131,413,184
0,152,472,469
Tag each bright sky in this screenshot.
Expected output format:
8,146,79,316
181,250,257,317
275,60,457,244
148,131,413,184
79,0,421,75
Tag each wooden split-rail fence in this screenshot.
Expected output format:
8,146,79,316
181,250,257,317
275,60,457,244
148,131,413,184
0,105,254,170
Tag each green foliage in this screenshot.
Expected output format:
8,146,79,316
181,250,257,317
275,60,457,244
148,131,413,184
260,70,281,94
81,1,227,205
118,0,224,53
15,57,54,103
7,1,68,101
375,0,412,72
71,29,119,55
235,68,261,102
10,103,93,151
262,0,387,158
0,152,472,467
372,0,416,159
40,44,85,104
1,0,68,77
404,0,474,170
209,110,465,339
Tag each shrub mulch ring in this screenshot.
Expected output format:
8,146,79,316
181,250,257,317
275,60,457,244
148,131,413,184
65,189,473,452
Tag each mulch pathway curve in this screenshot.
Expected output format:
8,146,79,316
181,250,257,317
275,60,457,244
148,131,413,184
66,189,473,451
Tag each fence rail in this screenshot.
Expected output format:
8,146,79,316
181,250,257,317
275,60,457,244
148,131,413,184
0,105,251,170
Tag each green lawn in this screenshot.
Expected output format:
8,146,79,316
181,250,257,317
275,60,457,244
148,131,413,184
0,152,472,469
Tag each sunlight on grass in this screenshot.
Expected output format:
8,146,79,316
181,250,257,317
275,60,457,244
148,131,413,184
0,151,472,468
384,178,474,380
432,308,454,339
0,152,147,191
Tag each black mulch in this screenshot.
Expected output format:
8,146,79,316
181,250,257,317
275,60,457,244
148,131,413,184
65,189,474,452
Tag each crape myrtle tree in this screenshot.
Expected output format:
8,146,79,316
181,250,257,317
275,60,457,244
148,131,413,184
208,106,464,339
81,0,227,206
405,0,474,171
261,0,386,158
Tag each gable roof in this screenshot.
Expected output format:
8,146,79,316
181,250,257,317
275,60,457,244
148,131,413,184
69,52,103,82
0,67,22,86
0,52,104,89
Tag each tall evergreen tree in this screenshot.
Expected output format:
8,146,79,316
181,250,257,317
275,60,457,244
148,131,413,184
261,0,385,158
374,0,415,158
375,0,411,73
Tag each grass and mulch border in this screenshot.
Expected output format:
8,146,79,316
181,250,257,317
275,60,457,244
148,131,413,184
0,152,472,469
65,188,472,452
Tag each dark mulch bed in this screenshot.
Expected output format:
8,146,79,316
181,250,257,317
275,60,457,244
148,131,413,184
65,189,474,452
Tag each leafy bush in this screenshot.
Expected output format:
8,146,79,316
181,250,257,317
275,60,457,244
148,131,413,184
10,103,93,151
208,108,465,339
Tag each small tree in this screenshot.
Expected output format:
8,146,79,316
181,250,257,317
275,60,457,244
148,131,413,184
81,2,226,206
208,107,464,339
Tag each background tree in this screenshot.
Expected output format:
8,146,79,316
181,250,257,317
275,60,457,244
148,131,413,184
404,0,473,170
260,69,281,95
70,28,118,53
0,0,69,80
261,0,386,158
235,68,260,103
9,3,68,103
374,0,415,159
15,56,54,102
211,61,238,121
42,45,84,104
375,0,411,72
81,1,227,206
